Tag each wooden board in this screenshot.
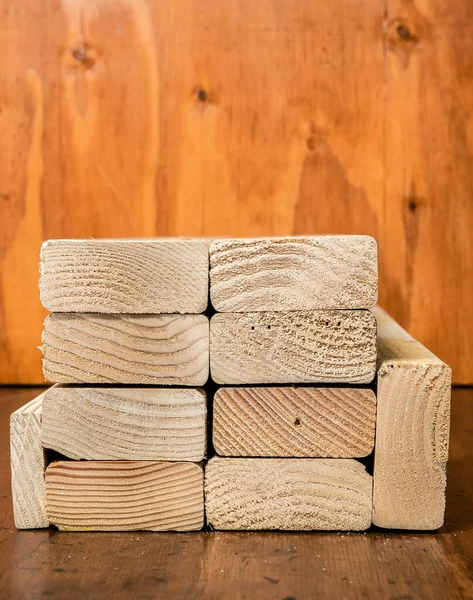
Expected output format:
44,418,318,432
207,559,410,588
205,457,372,531
372,307,451,530
213,387,376,458
10,393,48,529
41,385,206,461
41,313,209,385
210,310,376,384
40,238,209,314
209,236,378,311
45,461,204,532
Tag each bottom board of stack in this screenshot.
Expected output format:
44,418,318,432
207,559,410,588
11,306,450,532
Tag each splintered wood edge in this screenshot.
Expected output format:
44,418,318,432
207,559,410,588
372,306,451,530
10,392,49,529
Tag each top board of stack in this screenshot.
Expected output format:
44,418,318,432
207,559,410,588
11,236,450,533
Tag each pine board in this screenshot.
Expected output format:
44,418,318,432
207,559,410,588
205,457,372,531
210,236,378,311
41,313,209,385
213,386,376,458
45,461,204,532
41,386,207,461
210,310,377,384
40,239,209,314
372,307,451,530
10,393,48,529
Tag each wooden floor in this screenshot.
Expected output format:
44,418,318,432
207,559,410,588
0,387,472,599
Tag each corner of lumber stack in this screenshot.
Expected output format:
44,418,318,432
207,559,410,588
210,310,377,384
10,393,48,529
205,457,372,531
40,238,209,314
45,461,204,532
41,385,207,461
209,235,378,311
372,306,451,530
41,313,209,385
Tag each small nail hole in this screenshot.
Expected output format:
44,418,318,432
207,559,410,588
325,321,329,326
251,326,255,331
338,321,341,326
294,417,301,427
267,325,271,330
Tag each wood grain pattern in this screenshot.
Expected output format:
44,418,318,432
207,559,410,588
41,385,206,461
3,387,473,599
213,387,376,458
210,310,377,384
210,236,378,311
2,0,472,385
205,457,372,531
45,461,204,532
41,313,209,385
10,393,48,529
372,307,451,530
40,239,209,314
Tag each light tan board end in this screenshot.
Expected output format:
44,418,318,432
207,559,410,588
41,313,209,385
10,393,48,529
210,236,378,311
45,461,204,531
41,386,207,461
210,310,377,384
205,457,372,530
372,307,451,530
40,239,209,314
213,387,376,457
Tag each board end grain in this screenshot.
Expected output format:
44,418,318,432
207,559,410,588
372,307,451,530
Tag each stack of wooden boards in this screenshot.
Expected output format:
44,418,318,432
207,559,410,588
10,236,451,532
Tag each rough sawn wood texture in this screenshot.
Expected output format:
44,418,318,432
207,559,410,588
210,310,377,384
41,313,209,385
41,386,207,461
205,457,372,531
213,387,376,458
45,461,204,532
40,239,209,314
209,236,378,311
10,393,48,529
372,307,451,530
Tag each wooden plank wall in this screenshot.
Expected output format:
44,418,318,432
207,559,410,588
1,0,472,384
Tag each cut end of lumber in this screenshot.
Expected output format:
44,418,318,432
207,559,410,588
210,310,377,384
41,385,207,461
40,238,209,314
41,313,209,385
372,306,451,530
205,457,373,531
10,393,49,529
209,235,378,311
213,386,376,458
45,461,204,531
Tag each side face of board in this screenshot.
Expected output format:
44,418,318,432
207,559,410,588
205,457,372,531
41,313,209,385
213,387,376,458
209,236,378,311
46,461,204,532
372,307,451,530
40,239,209,314
10,394,48,529
210,310,377,384
41,386,207,461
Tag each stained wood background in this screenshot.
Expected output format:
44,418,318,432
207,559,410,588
1,0,472,384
